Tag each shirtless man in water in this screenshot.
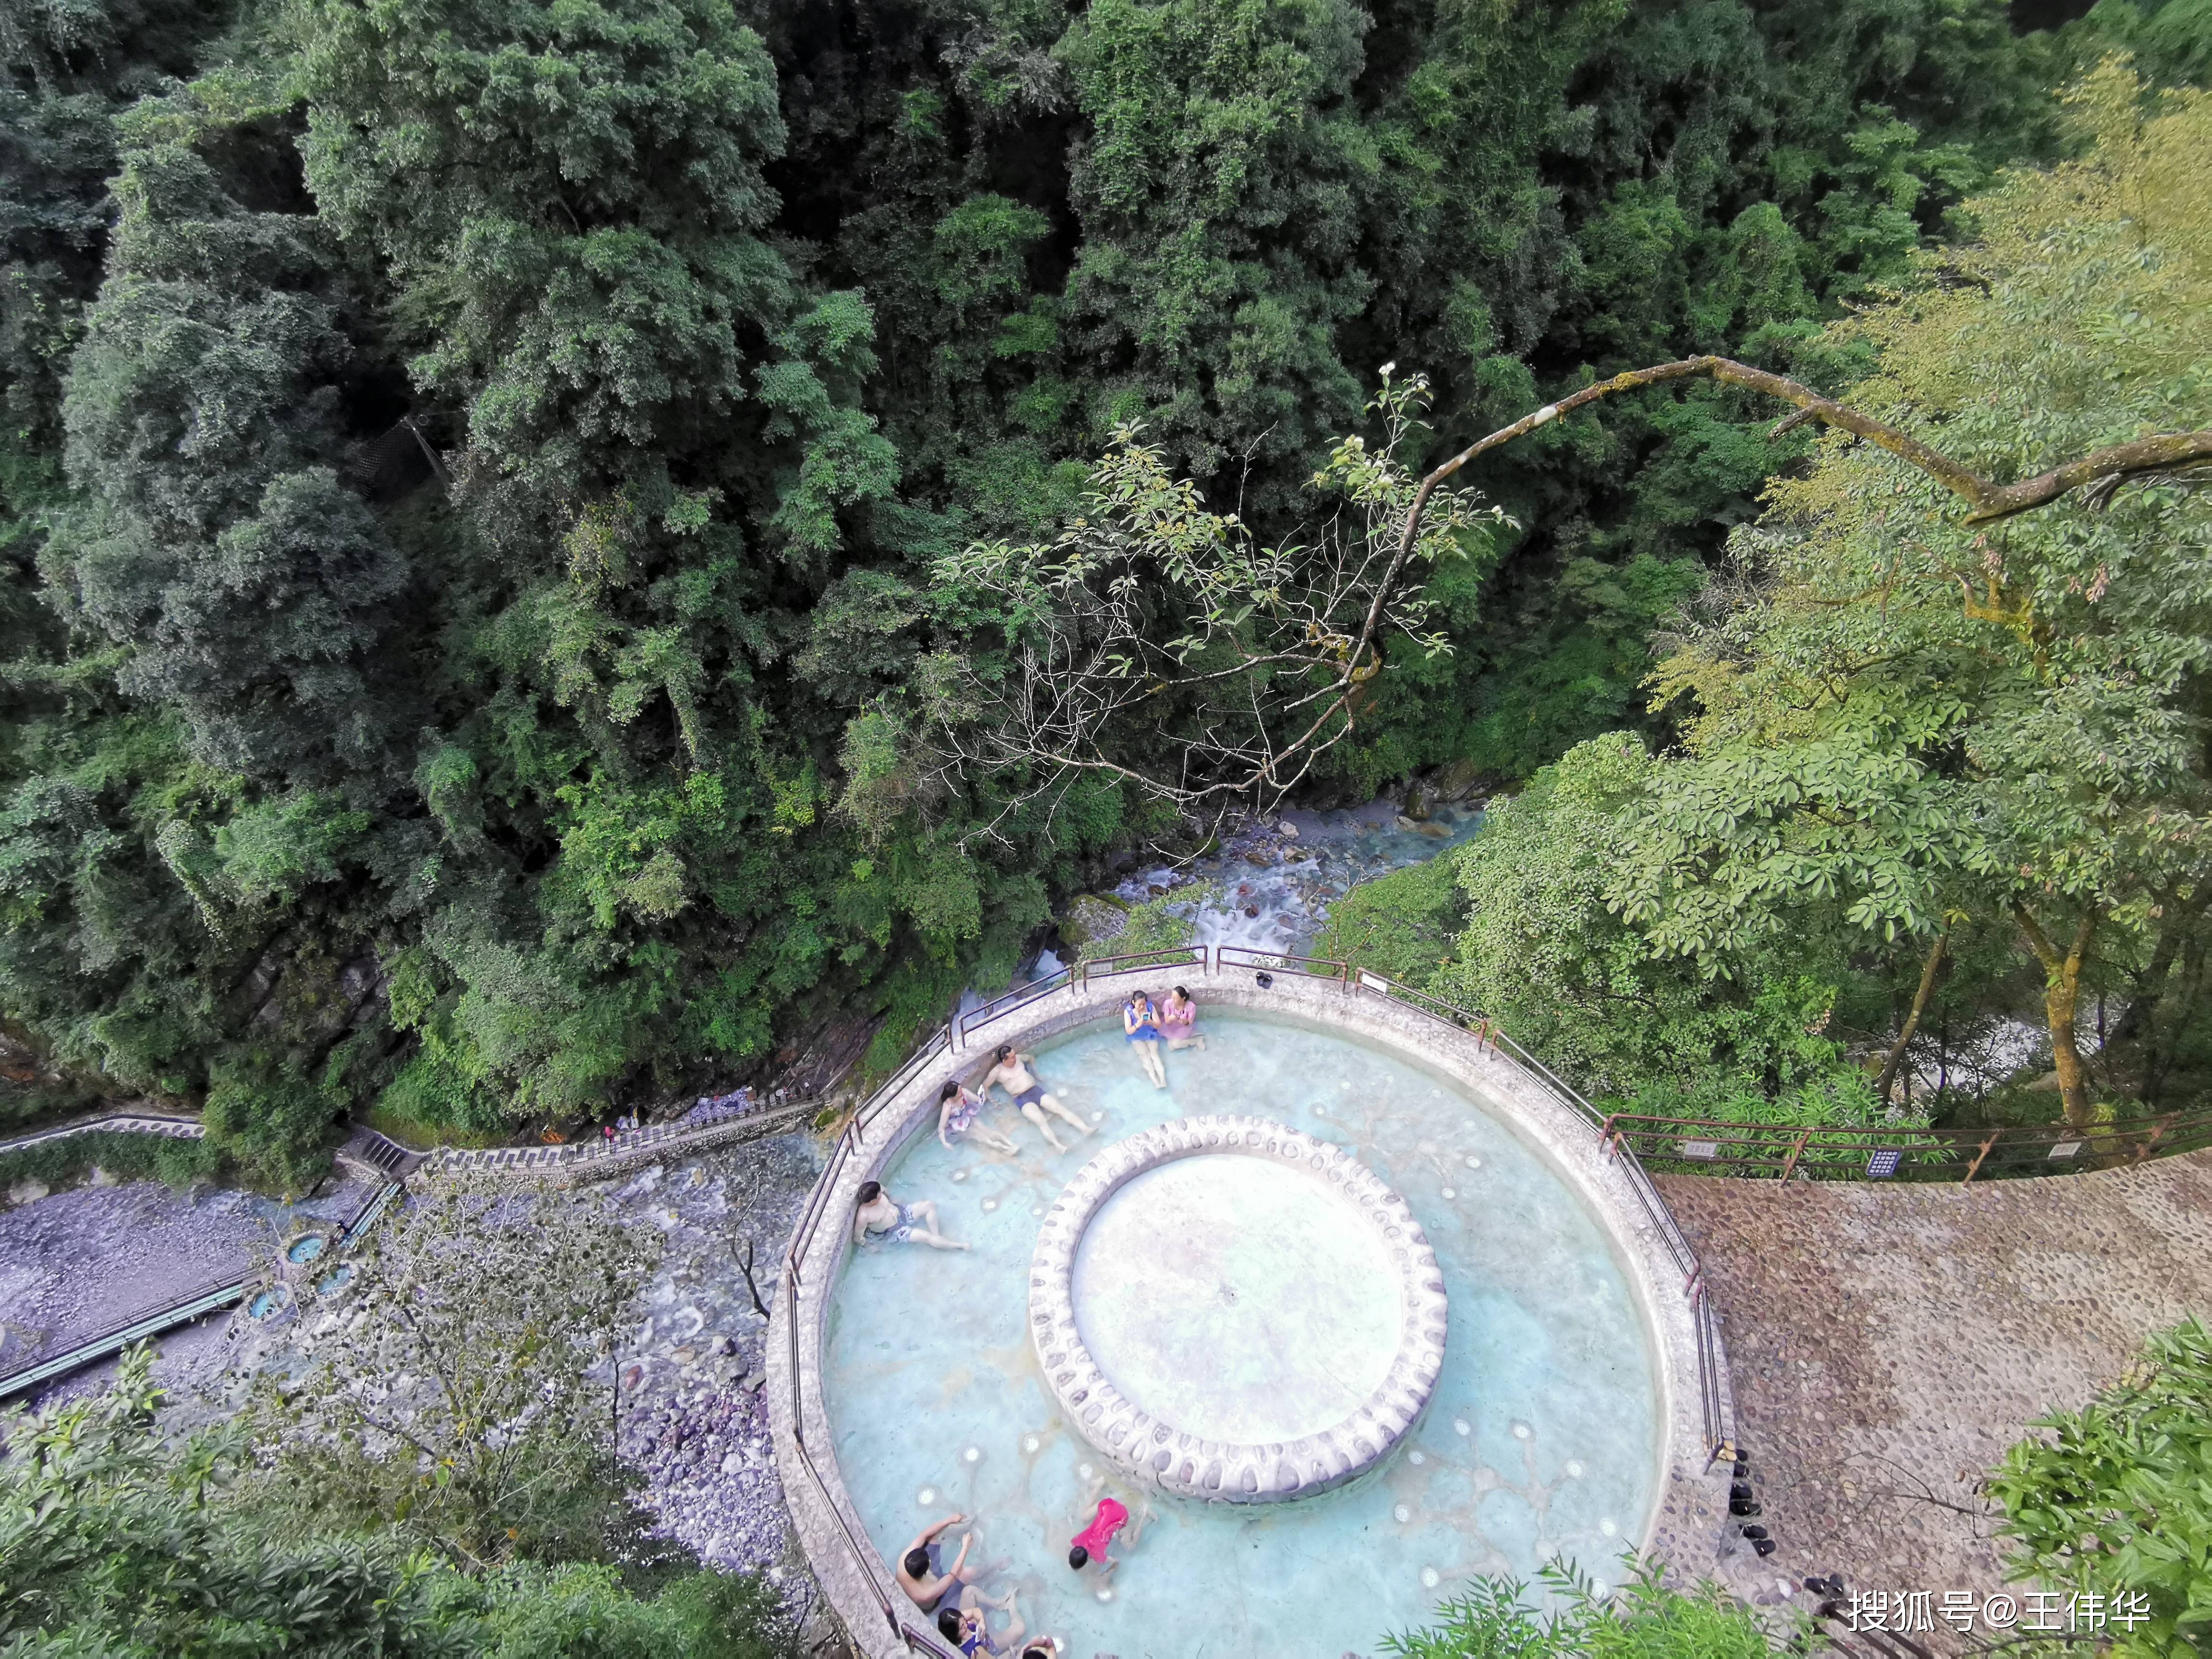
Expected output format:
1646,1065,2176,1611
896,1513,977,1612
852,1180,968,1250
981,1045,1093,1152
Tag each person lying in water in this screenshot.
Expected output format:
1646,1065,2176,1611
1158,985,1205,1051
852,1179,968,1250
982,1045,1092,1152
938,1588,1025,1657
938,1078,1018,1155
1122,991,1167,1088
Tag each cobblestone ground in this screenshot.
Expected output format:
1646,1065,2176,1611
1658,1149,2212,1648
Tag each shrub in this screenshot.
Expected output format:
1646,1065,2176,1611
1988,1318,2212,1657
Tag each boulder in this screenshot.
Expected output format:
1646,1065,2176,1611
1059,893,1130,954
1432,757,1487,802
7,1178,49,1206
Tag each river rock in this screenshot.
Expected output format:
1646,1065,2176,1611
1432,757,1487,801
8,1179,50,1206
1059,893,1129,952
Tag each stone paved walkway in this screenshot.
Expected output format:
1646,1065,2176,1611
1657,1150,2212,1643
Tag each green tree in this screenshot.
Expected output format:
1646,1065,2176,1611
1381,1557,1787,1659
253,1189,661,1568
0,1347,803,1657
1620,63,2212,1127
0,1346,464,1656
1311,852,1466,986
1445,734,1885,1127
1989,1318,2212,1658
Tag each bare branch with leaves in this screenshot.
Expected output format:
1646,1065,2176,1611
911,371,1506,824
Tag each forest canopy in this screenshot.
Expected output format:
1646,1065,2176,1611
0,0,2207,1173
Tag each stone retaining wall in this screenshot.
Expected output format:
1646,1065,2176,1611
420,1101,821,1193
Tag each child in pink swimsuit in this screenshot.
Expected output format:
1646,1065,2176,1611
1067,1496,1129,1574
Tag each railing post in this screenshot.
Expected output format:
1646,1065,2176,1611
1960,1135,1997,1183
1779,1129,1811,1182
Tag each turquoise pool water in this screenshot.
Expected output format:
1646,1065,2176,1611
285,1233,327,1263
822,1010,1660,1658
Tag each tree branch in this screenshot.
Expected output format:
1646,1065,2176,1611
1877,925,1949,1105
1399,356,2212,555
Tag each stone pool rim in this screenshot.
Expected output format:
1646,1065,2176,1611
769,972,1734,1659
1032,1114,1450,1503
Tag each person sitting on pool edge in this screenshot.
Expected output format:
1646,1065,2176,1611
851,1180,968,1250
938,1078,1018,1155
895,1513,978,1612
1122,991,1167,1088
1158,985,1205,1051
982,1045,1093,1152
937,1588,1025,1656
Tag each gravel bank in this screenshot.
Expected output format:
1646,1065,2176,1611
0,1176,369,1395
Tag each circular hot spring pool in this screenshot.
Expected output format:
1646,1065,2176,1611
821,1009,1662,1658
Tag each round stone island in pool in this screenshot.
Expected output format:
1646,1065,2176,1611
1029,1114,1448,1503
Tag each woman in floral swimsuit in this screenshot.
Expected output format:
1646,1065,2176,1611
938,1079,1018,1154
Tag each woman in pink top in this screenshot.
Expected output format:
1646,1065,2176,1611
1067,1496,1130,1575
1158,985,1205,1051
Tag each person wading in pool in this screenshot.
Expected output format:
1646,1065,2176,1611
1122,991,1168,1088
851,1180,968,1250
938,1078,1018,1155
1067,1485,1146,1582
982,1046,1092,1152
1158,985,1205,1052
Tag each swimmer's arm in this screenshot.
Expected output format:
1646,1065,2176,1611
906,1514,960,1554
938,1099,955,1148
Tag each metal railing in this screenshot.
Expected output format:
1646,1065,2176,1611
1215,944,1349,983
778,961,1744,1650
958,970,1073,1048
1599,1105,2212,1182
1078,943,1209,986
782,1083,962,1654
